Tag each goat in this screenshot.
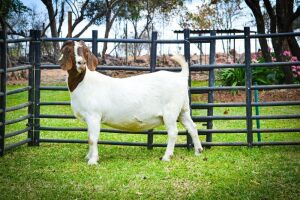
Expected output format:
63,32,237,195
59,40,203,165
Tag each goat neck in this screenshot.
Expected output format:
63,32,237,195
67,64,86,92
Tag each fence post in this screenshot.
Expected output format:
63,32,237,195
28,30,35,146
0,30,7,156
33,30,41,146
147,31,157,150
244,27,253,147
183,28,193,150
92,30,98,56
207,30,216,146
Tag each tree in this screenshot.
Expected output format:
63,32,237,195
245,0,300,83
180,0,242,30
86,0,183,62
0,0,29,32
119,0,183,61
41,0,61,56
89,0,125,62
180,0,242,55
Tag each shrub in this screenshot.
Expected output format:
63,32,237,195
217,50,299,86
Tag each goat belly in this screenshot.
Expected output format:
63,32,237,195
102,113,163,132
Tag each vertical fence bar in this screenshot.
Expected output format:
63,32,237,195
28,30,35,146
92,30,98,56
244,27,253,147
254,82,261,142
0,30,7,156
33,30,41,146
207,30,216,146
150,31,157,72
184,28,193,150
147,31,157,150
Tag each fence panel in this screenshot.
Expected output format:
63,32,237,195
0,27,299,156
0,30,35,155
0,30,7,156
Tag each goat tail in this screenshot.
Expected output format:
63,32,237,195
171,55,189,78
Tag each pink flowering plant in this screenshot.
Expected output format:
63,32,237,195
218,49,299,86
282,51,300,83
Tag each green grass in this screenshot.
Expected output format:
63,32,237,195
1,84,300,199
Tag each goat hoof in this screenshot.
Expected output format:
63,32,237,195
161,156,171,162
88,157,99,165
88,160,98,165
85,154,91,160
195,148,203,156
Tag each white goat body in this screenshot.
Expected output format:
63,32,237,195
59,41,203,165
71,65,188,132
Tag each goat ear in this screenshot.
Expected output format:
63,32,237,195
87,52,98,71
83,45,98,71
59,41,73,71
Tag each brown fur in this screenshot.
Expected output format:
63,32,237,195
59,40,99,92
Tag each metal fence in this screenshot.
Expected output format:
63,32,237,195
0,27,300,156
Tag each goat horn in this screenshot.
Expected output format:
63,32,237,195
58,54,63,61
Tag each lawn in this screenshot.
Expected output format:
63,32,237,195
1,84,299,199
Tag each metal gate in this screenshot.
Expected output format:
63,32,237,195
1,27,300,156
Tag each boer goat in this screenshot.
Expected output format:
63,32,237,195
59,40,203,165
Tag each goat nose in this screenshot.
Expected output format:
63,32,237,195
77,60,86,65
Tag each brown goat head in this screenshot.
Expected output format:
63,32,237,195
59,40,98,72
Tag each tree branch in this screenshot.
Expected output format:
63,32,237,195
57,0,65,37
66,0,77,18
72,18,96,38
263,0,276,33
70,0,90,33
6,22,26,37
290,6,300,24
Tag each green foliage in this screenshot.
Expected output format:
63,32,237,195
217,68,245,86
86,0,184,26
180,0,242,30
218,50,287,86
0,0,29,21
217,66,285,86
252,67,285,85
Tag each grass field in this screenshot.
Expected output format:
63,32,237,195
1,84,299,199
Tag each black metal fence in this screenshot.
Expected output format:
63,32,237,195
0,27,300,156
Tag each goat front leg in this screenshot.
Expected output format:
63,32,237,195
86,116,101,165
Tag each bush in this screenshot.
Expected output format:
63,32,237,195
217,50,299,86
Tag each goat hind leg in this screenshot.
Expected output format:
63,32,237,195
180,111,203,156
162,118,178,162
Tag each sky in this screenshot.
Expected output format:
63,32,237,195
20,0,255,55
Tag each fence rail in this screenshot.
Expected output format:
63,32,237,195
0,27,299,156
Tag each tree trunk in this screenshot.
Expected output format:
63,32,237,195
133,21,138,62
41,0,60,61
246,0,299,83
101,10,112,63
275,0,295,83
287,36,300,59
245,0,272,62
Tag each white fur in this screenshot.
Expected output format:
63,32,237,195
74,42,86,72
70,42,203,164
